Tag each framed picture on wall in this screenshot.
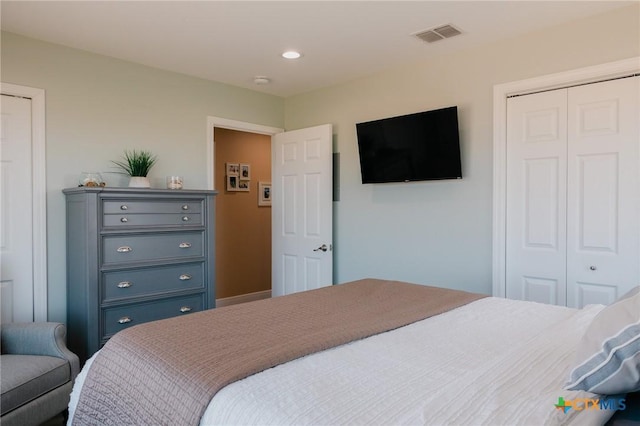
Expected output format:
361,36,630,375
258,182,271,206
226,163,239,176
226,175,238,191
239,163,251,180
237,180,250,192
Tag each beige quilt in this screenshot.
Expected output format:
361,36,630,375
72,278,485,425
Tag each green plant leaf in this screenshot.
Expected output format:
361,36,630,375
111,149,157,176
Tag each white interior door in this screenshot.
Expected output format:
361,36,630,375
505,76,639,308
1,94,34,323
506,89,568,305
272,124,333,296
566,76,639,307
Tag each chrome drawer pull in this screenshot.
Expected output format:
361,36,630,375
182,216,190,222
120,217,128,223
117,246,132,253
118,317,132,324
182,205,189,210
179,242,191,249
179,274,192,281
120,205,128,210
117,281,132,288
179,306,192,313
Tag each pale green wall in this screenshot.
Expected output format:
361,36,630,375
284,5,640,294
1,31,285,323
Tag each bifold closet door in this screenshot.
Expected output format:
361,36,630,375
566,76,639,308
505,89,568,305
506,76,639,307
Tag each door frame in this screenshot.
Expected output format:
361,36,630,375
492,57,640,298
206,116,283,302
206,116,283,191
1,82,48,321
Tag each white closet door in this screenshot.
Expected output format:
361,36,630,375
1,95,34,322
506,89,568,305
566,76,640,307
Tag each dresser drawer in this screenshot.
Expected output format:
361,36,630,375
103,213,202,227
103,200,202,214
102,294,204,339
102,263,205,303
103,232,204,265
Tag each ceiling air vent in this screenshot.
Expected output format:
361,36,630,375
414,24,462,44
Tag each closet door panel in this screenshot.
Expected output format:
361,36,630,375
576,154,618,251
567,76,639,308
505,89,568,305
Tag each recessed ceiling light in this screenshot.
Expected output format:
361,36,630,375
282,51,301,59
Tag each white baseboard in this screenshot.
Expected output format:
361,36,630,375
216,289,271,307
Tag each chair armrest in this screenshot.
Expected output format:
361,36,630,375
1,322,80,379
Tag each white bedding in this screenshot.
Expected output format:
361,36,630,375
69,297,614,426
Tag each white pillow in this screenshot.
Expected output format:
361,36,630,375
565,286,640,395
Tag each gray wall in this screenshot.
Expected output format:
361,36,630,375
284,5,640,294
1,32,285,323
1,4,638,322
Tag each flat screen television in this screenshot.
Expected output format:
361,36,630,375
356,106,462,183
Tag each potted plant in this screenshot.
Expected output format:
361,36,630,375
112,149,157,188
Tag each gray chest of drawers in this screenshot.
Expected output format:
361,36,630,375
63,187,217,362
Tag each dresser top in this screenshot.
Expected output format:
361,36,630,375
63,187,218,196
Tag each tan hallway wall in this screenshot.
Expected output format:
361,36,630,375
214,128,271,299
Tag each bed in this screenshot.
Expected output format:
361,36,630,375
67,279,640,425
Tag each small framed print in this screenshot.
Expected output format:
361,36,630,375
237,180,250,192
226,163,239,176
239,163,251,180
258,182,271,206
226,175,238,191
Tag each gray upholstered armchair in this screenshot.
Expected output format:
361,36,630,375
1,322,80,426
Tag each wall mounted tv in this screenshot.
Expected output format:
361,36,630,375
356,106,462,184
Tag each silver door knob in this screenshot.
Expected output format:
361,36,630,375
589,266,597,271
313,244,328,252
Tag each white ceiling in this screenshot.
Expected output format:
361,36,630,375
1,1,633,97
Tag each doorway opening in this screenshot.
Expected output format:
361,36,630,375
207,117,283,307
214,128,271,305
207,117,334,302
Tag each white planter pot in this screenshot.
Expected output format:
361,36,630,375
128,176,151,188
